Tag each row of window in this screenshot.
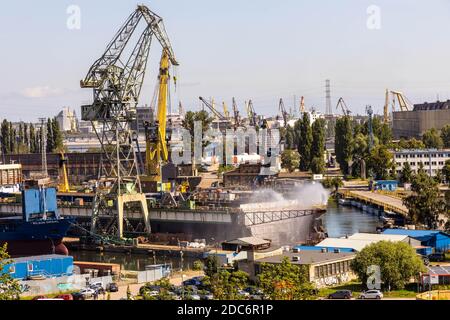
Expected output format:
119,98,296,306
395,153,449,159
314,260,352,278
396,161,445,167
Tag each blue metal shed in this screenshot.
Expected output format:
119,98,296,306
1,255,73,280
374,180,398,191
383,229,450,253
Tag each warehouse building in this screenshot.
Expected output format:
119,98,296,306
393,100,450,139
1,255,74,280
252,249,357,288
315,233,421,252
383,229,450,253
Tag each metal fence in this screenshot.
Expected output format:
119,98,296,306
137,264,172,284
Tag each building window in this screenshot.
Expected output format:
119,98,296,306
432,162,437,166
439,162,444,166
410,162,416,166
425,162,429,166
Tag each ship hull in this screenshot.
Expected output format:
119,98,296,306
0,218,74,257
0,239,68,258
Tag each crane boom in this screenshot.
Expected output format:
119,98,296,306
336,97,351,116
390,91,412,112
279,98,289,128
199,97,226,120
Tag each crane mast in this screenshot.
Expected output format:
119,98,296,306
80,5,178,239
279,98,289,128
144,51,172,188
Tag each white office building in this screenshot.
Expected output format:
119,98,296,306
393,149,450,177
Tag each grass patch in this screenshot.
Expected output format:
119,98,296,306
318,281,418,299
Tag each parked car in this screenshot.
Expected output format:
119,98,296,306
71,292,85,301
106,283,119,293
327,290,352,300
79,288,96,298
428,253,446,262
55,294,73,301
183,278,202,287
199,290,214,300
140,285,161,296
359,290,383,300
32,295,47,301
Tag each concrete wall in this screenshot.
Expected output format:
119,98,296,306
393,109,450,139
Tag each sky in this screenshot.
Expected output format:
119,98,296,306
1,0,450,122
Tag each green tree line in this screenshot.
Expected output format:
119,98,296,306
0,118,63,155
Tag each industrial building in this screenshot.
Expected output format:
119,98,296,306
315,233,421,252
252,249,357,288
2,255,73,280
393,149,450,177
393,100,450,139
383,229,450,253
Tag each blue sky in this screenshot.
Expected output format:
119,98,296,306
1,0,450,121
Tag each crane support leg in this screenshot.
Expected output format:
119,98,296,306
116,193,151,238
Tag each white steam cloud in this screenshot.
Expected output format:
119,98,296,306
241,182,330,212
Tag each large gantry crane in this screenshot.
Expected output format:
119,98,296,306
80,5,178,239
336,97,352,116
383,89,412,124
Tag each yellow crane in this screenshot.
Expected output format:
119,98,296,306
144,50,172,187
222,101,230,119
58,151,71,193
384,89,413,123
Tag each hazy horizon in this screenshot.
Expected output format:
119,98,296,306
1,0,450,122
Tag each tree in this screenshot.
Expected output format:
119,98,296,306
29,124,37,153
441,125,450,148
311,119,325,160
422,128,444,149
52,119,64,152
281,150,300,173
204,270,249,300
443,160,450,187
258,257,315,300
0,120,10,155
335,116,353,175
204,256,219,277
0,244,21,300
398,138,425,150
297,114,312,171
285,126,296,150
350,241,425,291
404,169,445,229
322,176,344,193
367,145,395,180
310,157,325,175
399,162,413,184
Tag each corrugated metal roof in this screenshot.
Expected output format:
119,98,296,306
383,229,448,238
348,233,409,242
426,266,450,275
256,251,355,265
225,237,271,246
8,255,70,263
316,238,377,252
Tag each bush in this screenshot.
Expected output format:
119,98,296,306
193,260,204,271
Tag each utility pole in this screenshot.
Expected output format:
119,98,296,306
39,118,48,178
326,80,332,115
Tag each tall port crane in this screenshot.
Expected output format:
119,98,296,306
383,90,413,124
300,96,305,114
336,97,351,116
222,102,230,119
279,98,289,128
80,5,178,239
199,97,226,120
144,50,175,188
390,91,412,112
247,100,258,127
232,97,241,129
